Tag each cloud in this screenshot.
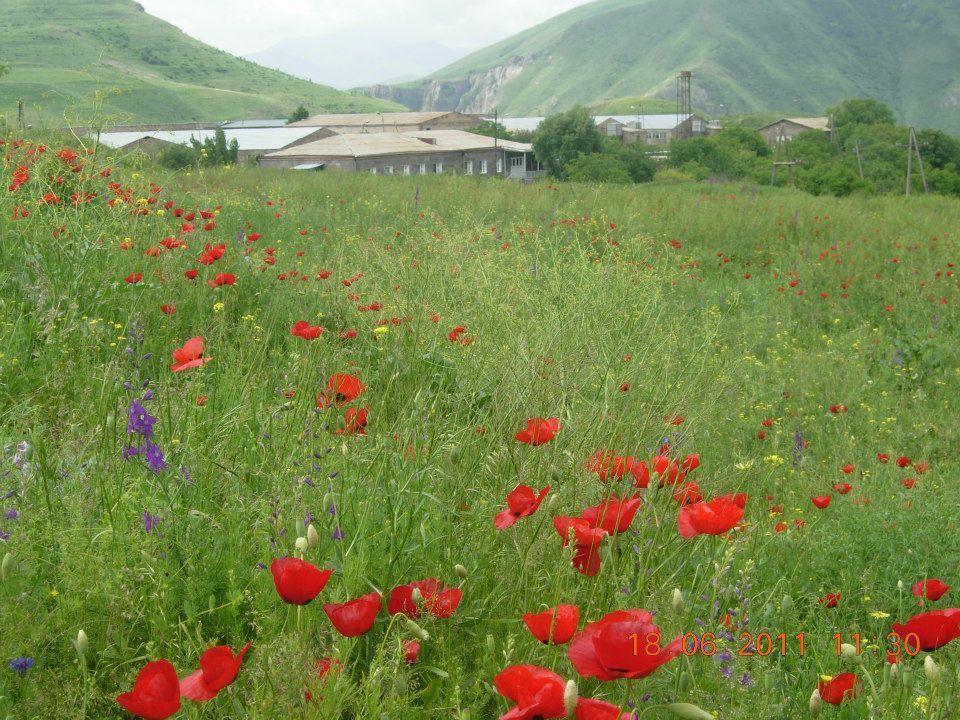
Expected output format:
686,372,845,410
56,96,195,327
138,0,593,55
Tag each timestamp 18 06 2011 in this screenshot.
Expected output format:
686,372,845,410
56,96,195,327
629,631,923,658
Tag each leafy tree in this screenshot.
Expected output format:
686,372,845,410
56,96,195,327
609,142,657,182
533,106,603,179
668,137,738,178
829,98,895,133
191,128,239,166
465,120,511,139
288,105,309,123
158,144,197,170
715,126,770,157
916,129,960,170
565,153,631,183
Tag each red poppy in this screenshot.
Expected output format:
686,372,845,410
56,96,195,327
290,320,324,340
523,605,579,645
896,456,911,468
185,269,199,280
198,243,225,265
515,417,561,446
493,664,565,720
170,337,212,372
318,373,365,407
819,593,840,608
579,494,641,535
208,273,236,288
125,272,143,284
337,406,368,435
159,304,176,315
811,495,832,509
673,482,702,505
877,453,889,463
387,578,462,619
585,452,647,485
402,640,421,663
829,404,848,414
817,673,859,705
246,232,261,243
902,478,916,489
568,609,682,681
269,557,332,605
913,579,950,602
495,484,550,530
833,483,852,495
324,591,382,637
841,463,855,475
179,643,250,701
677,495,745,538
574,698,630,720
891,609,960,650
652,455,682,486
116,659,181,720
448,325,467,342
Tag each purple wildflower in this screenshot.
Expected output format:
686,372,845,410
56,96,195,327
9,657,34,676
142,511,162,534
144,442,167,474
127,399,157,439
331,526,345,541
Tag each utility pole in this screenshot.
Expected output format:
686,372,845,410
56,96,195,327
854,139,864,180
17,99,24,131
771,126,798,186
906,126,928,196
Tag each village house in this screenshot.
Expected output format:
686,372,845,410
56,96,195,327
758,117,831,143
94,126,337,163
287,111,482,133
258,129,542,180
498,114,706,146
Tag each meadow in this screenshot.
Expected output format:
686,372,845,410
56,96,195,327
1,141,959,720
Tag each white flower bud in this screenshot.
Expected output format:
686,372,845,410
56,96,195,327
307,524,319,548
1,552,12,581
924,655,943,684
295,536,309,552
454,564,468,579
672,588,685,614
563,679,578,718
809,689,822,716
840,643,861,663
75,629,89,655
411,588,424,604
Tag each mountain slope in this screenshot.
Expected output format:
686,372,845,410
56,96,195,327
365,0,960,133
0,0,401,125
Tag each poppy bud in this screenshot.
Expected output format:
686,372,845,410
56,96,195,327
454,564,468,579
73,629,89,657
781,594,793,614
307,524,319,548
665,702,714,720
486,634,495,654
901,668,914,689
809,689,822,716
448,447,461,465
924,655,942,684
889,663,900,683
563,679,578,718
411,587,424,604
550,468,562,483
322,492,333,511
404,617,429,642
840,643,861,663
678,671,692,692
1,552,12,580
672,588,685,614
548,494,559,509
296,519,306,537
897,580,904,591
295,536,309,553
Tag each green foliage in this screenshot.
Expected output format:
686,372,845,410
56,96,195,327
830,98,896,133
564,152,632,183
190,128,238,166
288,105,310,123
532,105,603,179
667,137,738,179
614,142,657,183
157,143,196,170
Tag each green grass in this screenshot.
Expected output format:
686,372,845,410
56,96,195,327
0,0,402,125
397,0,960,134
2,137,960,719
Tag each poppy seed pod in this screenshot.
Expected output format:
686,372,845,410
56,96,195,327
1,552,12,580
678,671,692,691
411,587,424,604
454,564,468,579
665,702,714,720
295,536,309,552
403,617,429,642
563,679,578,718
672,588,685,614
889,663,900,682
781,594,793,613
307,524,319,548
924,655,943,684
809,689,822,716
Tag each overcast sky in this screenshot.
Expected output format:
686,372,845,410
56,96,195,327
139,0,595,56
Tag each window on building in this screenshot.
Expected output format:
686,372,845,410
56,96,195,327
433,162,443,174
402,165,411,175
384,165,393,175
496,157,503,173
465,161,474,175
418,163,427,175
606,123,620,136
480,160,488,174
369,167,377,174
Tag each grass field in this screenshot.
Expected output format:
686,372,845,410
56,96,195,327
2,140,960,720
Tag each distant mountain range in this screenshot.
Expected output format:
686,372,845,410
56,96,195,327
247,32,463,90
0,0,400,125
362,0,960,133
